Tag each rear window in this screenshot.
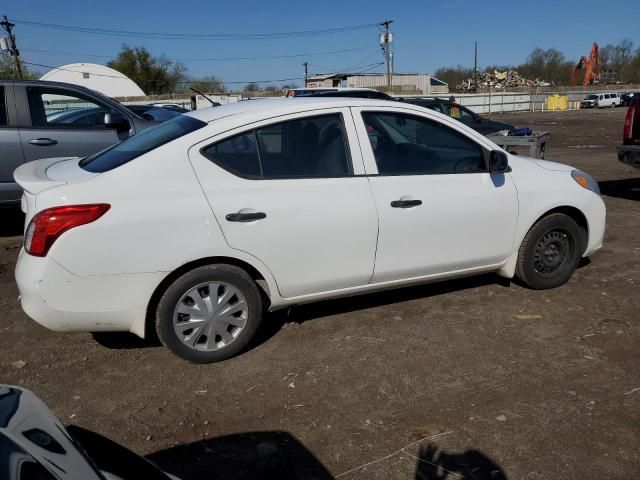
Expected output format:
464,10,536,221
80,115,206,173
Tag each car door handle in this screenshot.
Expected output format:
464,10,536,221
29,138,58,146
226,212,267,222
391,199,422,208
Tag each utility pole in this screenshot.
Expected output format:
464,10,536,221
379,20,394,92
303,62,308,87
1,15,23,79
473,41,478,91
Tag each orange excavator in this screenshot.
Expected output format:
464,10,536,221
571,43,600,86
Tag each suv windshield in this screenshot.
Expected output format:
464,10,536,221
79,115,206,173
585,95,598,100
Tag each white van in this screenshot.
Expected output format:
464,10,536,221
596,92,622,108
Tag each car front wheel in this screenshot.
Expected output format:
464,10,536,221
515,213,585,290
156,264,263,363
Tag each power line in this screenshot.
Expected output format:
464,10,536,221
14,19,378,40
21,45,373,62
21,61,304,85
22,59,383,86
313,50,382,74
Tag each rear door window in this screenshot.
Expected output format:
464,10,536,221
201,131,261,178
202,113,352,178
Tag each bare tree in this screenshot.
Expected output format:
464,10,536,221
186,76,225,93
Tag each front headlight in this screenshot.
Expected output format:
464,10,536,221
571,170,600,195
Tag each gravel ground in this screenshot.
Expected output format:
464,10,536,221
1,107,638,479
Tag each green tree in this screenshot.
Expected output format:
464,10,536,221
0,55,38,79
107,45,186,95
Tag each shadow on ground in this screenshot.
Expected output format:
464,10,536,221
93,273,509,353
148,431,508,480
414,443,508,480
599,177,640,201
0,207,24,237
250,273,510,351
148,431,332,480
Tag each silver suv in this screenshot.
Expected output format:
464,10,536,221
0,80,153,205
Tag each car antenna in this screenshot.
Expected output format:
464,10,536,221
189,87,217,107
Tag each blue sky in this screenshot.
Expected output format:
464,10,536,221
7,0,638,88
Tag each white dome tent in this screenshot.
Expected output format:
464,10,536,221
39,63,145,98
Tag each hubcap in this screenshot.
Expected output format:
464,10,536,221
533,229,572,275
172,282,248,351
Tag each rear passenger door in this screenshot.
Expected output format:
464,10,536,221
0,84,26,202
15,85,126,163
188,108,379,298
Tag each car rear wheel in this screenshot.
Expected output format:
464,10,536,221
515,213,584,290
156,264,262,363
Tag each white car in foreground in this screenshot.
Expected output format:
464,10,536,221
14,98,605,363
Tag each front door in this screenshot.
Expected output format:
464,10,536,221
16,86,126,163
353,107,518,283
189,109,379,298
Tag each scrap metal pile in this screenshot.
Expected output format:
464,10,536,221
458,70,551,90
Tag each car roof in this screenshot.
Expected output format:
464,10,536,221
185,97,417,123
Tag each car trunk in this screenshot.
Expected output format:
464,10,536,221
13,157,99,226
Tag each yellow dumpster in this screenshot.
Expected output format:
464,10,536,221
546,94,568,111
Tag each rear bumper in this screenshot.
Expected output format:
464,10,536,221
617,145,640,169
15,249,167,338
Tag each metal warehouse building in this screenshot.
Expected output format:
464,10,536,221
306,73,448,95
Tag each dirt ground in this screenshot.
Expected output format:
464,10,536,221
1,108,638,479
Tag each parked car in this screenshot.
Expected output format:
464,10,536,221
580,92,622,108
151,103,190,113
617,97,640,168
399,97,516,135
286,87,387,98
14,98,605,363
621,92,640,107
0,384,179,480
123,103,184,121
296,88,393,100
0,80,154,205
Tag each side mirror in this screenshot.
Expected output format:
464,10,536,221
489,150,510,173
104,112,130,132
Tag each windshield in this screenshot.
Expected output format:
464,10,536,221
79,115,206,173
585,95,598,100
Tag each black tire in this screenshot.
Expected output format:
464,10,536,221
156,264,262,363
515,213,584,290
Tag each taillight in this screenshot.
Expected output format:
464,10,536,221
623,106,635,142
24,204,110,257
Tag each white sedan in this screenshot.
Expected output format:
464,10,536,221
14,98,605,363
